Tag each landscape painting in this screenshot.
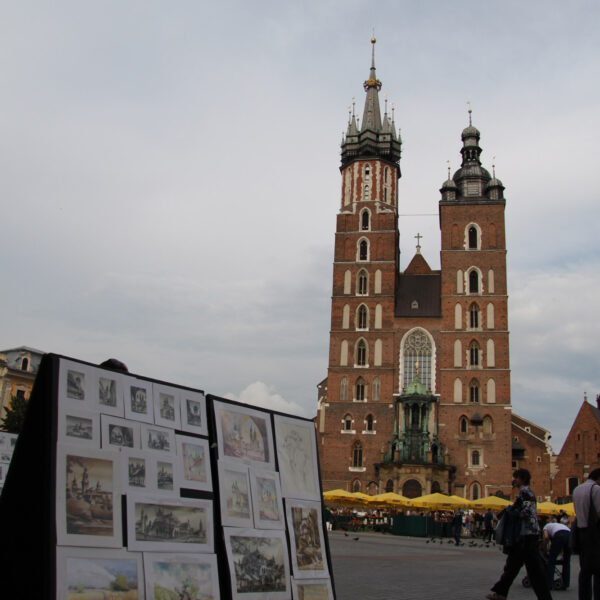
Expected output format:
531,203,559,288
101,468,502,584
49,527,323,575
249,468,285,529
141,423,175,454
223,527,290,600
274,415,320,500
154,383,182,429
285,500,328,579
101,415,140,450
143,552,220,600
291,578,334,600
56,445,122,547
176,435,212,492
57,547,143,600
59,409,99,447
218,461,253,528
179,390,208,436
127,495,213,553
214,401,274,469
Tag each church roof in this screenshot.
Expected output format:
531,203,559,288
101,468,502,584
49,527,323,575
404,252,433,275
395,271,441,317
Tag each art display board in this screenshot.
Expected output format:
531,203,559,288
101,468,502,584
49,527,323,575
0,431,18,492
0,353,336,599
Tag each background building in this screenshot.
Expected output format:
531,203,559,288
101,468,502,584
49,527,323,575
315,41,549,500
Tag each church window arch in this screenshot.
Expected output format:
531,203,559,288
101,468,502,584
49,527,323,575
483,415,493,435
343,413,353,430
374,269,382,293
363,184,370,201
357,269,369,295
469,303,480,329
460,416,468,434
467,268,482,294
486,303,495,329
360,208,371,231
469,341,480,367
340,340,348,366
21,357,29,371
375,304,382,328
466,223,481,250
355,377,366,401
374,339,382,366
469,379,480,403
342,304,350,329
487,378,496,403
358,238,369,262
472,451,481,467
385,479,393,493
455,303,462,329
399,328,435,392
487,339,495,367
454,340,462,367
454,378,462,403
365,414,374,431
356,339,368,367
344,270,351,294
372,377,380,402
356,304,368,330
471,481,481,500
340,376,348,401
364,163,371,180
352,479,361,492
352,441,363,467
457,270,464,294
488,269,495,294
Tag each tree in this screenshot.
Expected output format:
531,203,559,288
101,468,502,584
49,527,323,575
0,394,28,434
110,573,129,591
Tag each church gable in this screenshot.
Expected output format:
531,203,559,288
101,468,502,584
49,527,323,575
395,273,441,317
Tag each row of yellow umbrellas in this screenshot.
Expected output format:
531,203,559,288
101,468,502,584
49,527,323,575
323,489,575,515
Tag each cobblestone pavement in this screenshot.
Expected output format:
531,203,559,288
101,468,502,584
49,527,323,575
328,531,578,600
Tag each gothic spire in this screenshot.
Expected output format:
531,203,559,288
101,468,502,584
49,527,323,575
361,37,383,132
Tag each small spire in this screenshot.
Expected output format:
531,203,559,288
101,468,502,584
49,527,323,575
415,232,422,254
584,391,588,402
446,160,451,179
492,156,496,178
467,100,472,125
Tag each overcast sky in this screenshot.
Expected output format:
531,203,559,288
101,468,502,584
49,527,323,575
1,1,599,453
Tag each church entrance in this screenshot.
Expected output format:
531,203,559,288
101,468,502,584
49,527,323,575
402,479,422,498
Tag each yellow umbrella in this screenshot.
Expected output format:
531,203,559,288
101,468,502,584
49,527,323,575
349,491,373,506
322,489,356,505
470,496,511,511
558,502,575,517
449,495,471,506
537,501,561,516
410,492,467,510
369,492,411,507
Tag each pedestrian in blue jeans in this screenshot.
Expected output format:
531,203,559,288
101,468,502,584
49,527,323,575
543,519,571,590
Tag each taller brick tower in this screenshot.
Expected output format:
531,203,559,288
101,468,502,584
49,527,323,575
316,40,513,499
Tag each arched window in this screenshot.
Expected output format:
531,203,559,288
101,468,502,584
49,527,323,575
468,226,478,249
364,164,371,180
343,414,353,430
363,184,370,200
470,379,480,403
471,482,481,500
361,209,370,231
357,269,368,295
356,340,367,366
340,376,348,402
21,357,29,371
342,304,350,329
460,416,468,434
359,239,369,261
357,305,368,329
372,377,380,402
352,442,363,467
469,269,480,294
344,270,351,294
483,416,493,435
469,303,480,329
385,479,393,493
469,341,479,366
365,414,374,431
353,479,361,492
472,450,480,466
355,377,366,401
401,329,433,391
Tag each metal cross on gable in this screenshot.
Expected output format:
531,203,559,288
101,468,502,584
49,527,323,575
415,232,423,252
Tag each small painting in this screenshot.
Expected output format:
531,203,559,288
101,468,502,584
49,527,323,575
143,552,220,600
223,527,290,600
120,449,150,492
59,359,93,410
249,468,285,529
274,415,320,501
213,400,275,469
176,434,212,492
123,377,154,424
56,444,122,547
179,389,208,436
56,547,143,600
101,415,141,450
127,494,213,553
93,369,125,417
141,423,175,454
58,408,99,448
155,457,176,493
153,383,182,429
291,578,334,600
218,461,253,528
285,499,329,579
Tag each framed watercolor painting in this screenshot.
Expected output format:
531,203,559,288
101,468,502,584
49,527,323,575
100,414,141,450
217,460,253,528
249,467,285,530
56,547,143,599
58,359,94,410
285,499,329,579
176,434,212,492
223,527,291,600
213,400,275,469
93,368,125,417
141,423,176,455
153,383,182,430
274,415,320,501
291,577,334,600
57,407,100,448
179,389,208,436
123,376,154,424
126,494,213,553
56,444,122,547
143,552,220,600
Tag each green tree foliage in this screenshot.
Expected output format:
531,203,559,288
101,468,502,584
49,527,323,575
0,394,28,434
110,573,130,591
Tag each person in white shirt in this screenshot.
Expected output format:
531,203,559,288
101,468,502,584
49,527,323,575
573,468,600,600
543,519,571,590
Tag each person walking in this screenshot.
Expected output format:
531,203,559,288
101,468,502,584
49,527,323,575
484,508,495,543
543,517,571,590
573,468,600,600
486,468,553,600
452,509,463,546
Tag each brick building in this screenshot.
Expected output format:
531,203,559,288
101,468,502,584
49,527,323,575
315,40,544,500
552,397,600,502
